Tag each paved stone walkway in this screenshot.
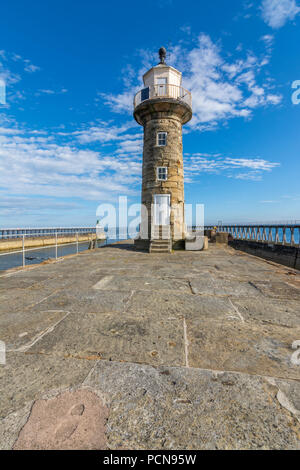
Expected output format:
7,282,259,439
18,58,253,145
0,241,299,449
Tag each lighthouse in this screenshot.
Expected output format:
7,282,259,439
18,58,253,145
134,48,192,252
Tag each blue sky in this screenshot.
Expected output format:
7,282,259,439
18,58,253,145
0,0,299,227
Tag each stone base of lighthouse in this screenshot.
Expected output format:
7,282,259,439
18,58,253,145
134,98,192,252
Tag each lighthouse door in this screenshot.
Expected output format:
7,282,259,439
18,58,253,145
156,77,167,96
153,194,170,226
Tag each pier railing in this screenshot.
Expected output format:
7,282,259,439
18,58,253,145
0,230,106,270
203,224,300,247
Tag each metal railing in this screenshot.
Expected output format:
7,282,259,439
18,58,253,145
203,224,300,247
134,84,192,109
0,227,96,240
0,230,106,270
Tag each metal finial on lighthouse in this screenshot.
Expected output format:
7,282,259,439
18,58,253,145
158,47,166,64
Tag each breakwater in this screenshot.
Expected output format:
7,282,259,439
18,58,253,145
0,227,96,240
0,233,97,252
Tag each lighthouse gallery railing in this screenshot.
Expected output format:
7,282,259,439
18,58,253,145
134,84,192,109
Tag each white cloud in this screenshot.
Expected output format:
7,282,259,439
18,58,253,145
72,121,138,143
24,63,40,73
183,153,280,181
115,137,143,157
182,35,281,128
36,88,68,96
1,52,40,74
0,51,40,106
260,34,274,47
100,90,136,113
0,122,142,203
231,172,263,181
261,0,300,28
260,200,279,203
0,62,21,87
99,48,157,113
38,89,55,95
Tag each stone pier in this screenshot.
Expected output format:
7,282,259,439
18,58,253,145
0,241,299,449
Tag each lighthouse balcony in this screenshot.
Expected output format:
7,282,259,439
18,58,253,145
134,84,192,110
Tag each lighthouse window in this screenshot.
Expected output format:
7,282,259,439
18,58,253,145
157,132,167,146
157,167,168,181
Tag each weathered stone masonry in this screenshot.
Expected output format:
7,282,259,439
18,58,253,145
142,115,184,238
134,98,192,247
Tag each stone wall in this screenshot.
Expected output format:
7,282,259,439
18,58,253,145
229,239,300,270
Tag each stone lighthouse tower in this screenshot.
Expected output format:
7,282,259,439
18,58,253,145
134,47,192,252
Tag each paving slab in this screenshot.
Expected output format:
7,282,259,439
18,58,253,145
84,361,300,450
230,297,300,328
0,308,70,350
127,290,235,319
189,277,259,297
0,352,95,419
29,311,185,366
0,286,61,314
249,281,300,300
187,318,300,379
92,275,191,293
13,389,108,450
29,288,132,314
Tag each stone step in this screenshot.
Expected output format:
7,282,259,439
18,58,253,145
152,234,170,237
151,246,171,250
152,227,171,235
150,247,171,253
152,228,170,232
151,234,171,238
152,232,170,235
150,239,172,253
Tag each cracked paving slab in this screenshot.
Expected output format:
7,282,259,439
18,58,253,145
0,309,70,351
28,311,185,366
249,281,300,300
83,361,300,450
230,297,300,328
